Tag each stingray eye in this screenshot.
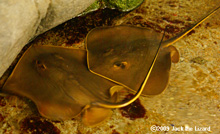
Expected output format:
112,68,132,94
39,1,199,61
113,61,127,69
35,60,47,70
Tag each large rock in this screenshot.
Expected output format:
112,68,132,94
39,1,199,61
0,0,95,77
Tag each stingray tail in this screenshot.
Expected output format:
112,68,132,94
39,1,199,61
162,5,220,48
91,28,166,109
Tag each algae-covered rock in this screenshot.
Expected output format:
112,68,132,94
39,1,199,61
106,0,144,11
81,0,144,15
79,1,101,16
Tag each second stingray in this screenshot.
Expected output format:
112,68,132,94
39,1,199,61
85,6,220,95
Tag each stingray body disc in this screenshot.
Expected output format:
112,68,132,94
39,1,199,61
86,25,163,94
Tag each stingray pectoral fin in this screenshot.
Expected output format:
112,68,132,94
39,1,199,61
142,45,179,95
169,45,180,63
82,105,112,126
36,99,83,121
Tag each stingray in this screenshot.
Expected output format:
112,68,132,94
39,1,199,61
86,6,220,95
1,39,162,126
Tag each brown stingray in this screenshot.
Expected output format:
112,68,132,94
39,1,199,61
1,45,131,126
85,26,168,95
86,6,220,95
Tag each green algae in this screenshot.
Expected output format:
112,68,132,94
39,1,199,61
80,0,144,16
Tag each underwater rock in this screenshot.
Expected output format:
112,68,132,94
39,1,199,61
0,0,95,77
